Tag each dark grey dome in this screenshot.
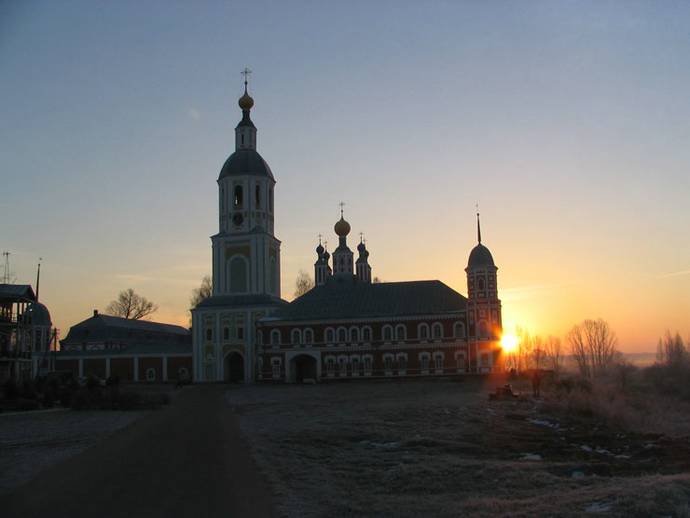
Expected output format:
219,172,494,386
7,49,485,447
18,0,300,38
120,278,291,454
26,302,52,326
467,244,495,269
219,149,274,181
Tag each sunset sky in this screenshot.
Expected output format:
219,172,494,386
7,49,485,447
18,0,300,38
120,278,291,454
2,1,689,352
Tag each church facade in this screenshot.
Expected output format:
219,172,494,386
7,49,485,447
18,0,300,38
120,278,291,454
192,82,502,383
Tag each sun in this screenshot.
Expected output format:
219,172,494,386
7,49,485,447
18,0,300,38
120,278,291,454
501,333,519,353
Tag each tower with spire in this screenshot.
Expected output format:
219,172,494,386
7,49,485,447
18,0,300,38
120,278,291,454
192,69,285,384
355,234,372,283
465,210,502,369
314,236,332,287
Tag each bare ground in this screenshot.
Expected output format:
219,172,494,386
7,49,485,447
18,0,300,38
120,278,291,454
227,377,690,517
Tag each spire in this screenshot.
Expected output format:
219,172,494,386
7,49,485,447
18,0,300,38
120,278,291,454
235,67,257,149
476,205,482,244
35,258,42,301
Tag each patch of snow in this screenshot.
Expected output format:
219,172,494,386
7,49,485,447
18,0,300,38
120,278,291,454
520,453,542,461
584,501,612,513
581,445,593,452
527,418,559,429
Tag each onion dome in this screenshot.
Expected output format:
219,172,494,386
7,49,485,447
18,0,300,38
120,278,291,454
334,216,351,237
316,243,324,255
238,89,254,111
467,244,495,269
323,250,330,261
357,241,366,253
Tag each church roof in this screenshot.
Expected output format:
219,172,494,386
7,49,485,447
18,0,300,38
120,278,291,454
268,279,466,323
219,149,274,181
467,244,495,269
61,313,190,347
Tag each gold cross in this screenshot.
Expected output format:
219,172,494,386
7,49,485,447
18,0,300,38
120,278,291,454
241,67,252,86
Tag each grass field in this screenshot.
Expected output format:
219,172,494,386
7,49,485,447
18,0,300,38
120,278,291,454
228,377,690,517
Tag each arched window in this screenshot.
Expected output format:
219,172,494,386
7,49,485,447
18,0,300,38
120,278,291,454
432,323,443,339
419,352,431,372
478,278,485,291
304,328,313,344
146,368,156,382
325,328,335,343
479,321,489,338
255,185,261,207
397,353,407,372
433,352,444,371
383,354,394,372
229,256,248,293
271,329,281,345
382,325,393,341
418,323,429,340
206,328,213,341
234,185,243,207
395,324,406,341
177,367,189,380
291,329,302,345
337,327,347,343
350,327,359,343
223,327,230,340
454,322,465,339
362,326,372,342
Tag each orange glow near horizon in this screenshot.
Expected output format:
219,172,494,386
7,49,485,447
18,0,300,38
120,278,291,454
500,333,519,353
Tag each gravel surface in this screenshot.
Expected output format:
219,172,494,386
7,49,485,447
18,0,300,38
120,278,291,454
0,409,145,496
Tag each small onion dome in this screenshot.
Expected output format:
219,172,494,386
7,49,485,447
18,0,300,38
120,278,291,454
357,241,366,253
334,216,351,237
363,249,369,259
316,243,324,255
238,91,254,111
323,250,330,261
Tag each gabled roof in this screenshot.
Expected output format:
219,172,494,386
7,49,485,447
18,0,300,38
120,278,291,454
0,284,36,303
61,314,190,346
269,278,466,323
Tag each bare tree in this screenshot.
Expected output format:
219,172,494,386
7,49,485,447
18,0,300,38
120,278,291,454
106,288,158,320
294,270,314,298
515,326,533,372
567,318,618,379
543,335,564,375
656,330,687,368
531,335,546,370
189,275,212,324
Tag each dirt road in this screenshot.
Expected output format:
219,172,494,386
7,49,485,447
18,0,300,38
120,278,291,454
1,385,274,518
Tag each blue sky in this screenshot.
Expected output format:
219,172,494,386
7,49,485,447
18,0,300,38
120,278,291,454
2,1,689,350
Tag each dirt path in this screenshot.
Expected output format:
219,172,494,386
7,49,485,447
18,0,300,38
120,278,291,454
0,385,275,518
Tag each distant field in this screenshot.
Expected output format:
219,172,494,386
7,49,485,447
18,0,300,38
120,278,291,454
228,378,690,517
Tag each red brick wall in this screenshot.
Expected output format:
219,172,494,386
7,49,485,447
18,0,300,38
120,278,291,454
110,358,134,381
84,359,106,378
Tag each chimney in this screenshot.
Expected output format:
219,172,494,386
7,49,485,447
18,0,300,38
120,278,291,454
93,309,99,317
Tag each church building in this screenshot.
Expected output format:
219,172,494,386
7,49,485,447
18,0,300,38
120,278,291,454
192,77,503,383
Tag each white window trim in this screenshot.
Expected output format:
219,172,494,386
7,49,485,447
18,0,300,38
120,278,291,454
418,323,430,341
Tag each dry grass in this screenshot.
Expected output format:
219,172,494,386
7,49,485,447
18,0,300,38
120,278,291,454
227,378,690,517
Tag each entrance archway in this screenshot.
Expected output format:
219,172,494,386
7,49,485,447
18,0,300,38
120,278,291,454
291,354,317,383
224,352,244,382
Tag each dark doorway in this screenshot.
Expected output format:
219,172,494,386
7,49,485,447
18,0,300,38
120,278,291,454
225,352,244,382
293,354,317,382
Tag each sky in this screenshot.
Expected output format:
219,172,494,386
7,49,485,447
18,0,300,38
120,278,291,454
1,0,689,352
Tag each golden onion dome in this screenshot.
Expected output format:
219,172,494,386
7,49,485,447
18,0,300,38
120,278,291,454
334,216,351,237
238,91,254,111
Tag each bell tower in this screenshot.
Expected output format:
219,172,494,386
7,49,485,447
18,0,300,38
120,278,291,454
466,211,502,372
211,70,281,298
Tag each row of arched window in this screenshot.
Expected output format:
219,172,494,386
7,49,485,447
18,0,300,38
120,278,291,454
263,321,466,346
